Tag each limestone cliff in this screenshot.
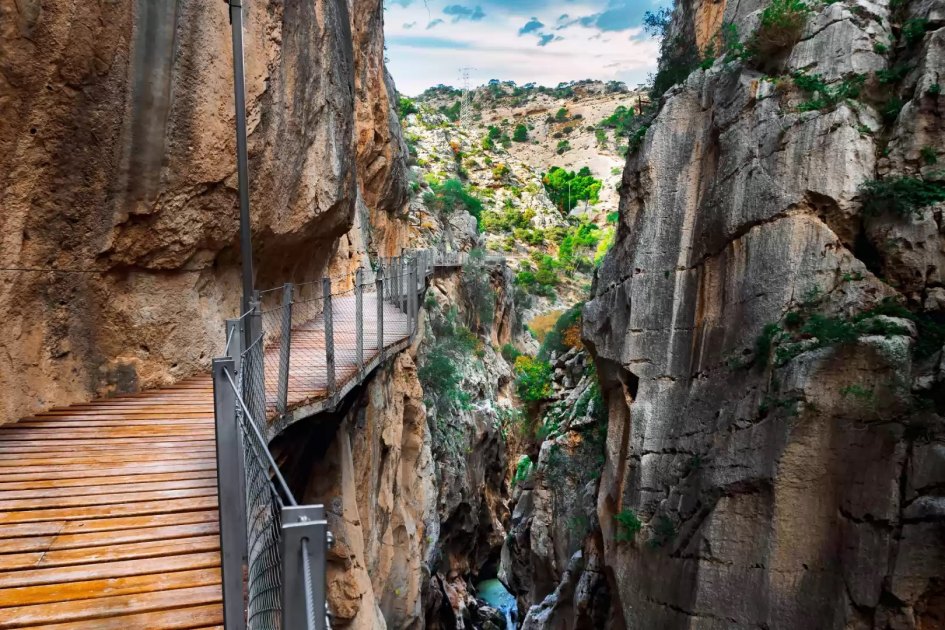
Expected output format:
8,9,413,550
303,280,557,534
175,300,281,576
274,351,436,629
0,0,406,424
581,0,945,627
420,260,517,629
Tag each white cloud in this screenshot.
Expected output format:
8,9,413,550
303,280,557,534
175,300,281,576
384,1,659,95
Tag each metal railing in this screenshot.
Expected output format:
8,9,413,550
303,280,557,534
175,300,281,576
210,248,463,630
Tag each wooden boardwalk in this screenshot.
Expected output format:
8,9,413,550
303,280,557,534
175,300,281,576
0,378,223,629
0,292,414,628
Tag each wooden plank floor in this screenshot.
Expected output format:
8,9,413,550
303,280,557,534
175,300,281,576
262,292,413,412
0,292,416,627
0,378,223,629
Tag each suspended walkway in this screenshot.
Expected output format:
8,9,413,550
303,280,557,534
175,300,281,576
0,249,468,629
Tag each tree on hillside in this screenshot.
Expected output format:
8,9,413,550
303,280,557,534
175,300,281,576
555,107,570,122
600,105,635,137
423,179,483,229
542,166,602,212
513,124,529,142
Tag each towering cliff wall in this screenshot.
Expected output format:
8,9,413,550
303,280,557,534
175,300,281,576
583,0,945,627
0,0,409,424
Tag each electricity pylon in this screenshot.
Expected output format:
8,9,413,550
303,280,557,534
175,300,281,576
459,67,475,130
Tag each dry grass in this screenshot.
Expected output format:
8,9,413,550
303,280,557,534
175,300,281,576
528,309,564,342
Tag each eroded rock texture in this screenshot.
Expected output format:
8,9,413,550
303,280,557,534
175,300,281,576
582,0,945,627
421,269,514,629
274,352,436,629
0,0,406,424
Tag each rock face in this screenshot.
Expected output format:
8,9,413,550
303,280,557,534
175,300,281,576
0,0,406,424
582,0,945,627
500,348,613,628
274,351,436,629
420,268,515,628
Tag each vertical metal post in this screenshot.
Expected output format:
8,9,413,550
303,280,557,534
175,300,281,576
409,262,418,338
226,318,243,375
212,357,247,630
392,257,400,313
248,292,266,426
355,267,364,379
401,256,407,312
323,278,335,397
376,269,385,362
281,505,329,630
227,0,256,327
277,283,293,417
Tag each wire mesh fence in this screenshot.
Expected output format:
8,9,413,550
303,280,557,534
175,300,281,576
242,250,455,428
212,248,463,630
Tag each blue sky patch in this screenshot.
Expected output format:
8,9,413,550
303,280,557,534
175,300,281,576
384,0,663,94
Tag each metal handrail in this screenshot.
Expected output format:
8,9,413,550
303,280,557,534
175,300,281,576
212,247,467,630
223,367,297,507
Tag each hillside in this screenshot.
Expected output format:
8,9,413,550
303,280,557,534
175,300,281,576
400,79,647,333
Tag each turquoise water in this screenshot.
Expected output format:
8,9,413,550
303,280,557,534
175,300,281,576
477,578,517,628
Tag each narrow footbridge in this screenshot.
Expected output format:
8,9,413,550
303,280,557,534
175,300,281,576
0,250,467,629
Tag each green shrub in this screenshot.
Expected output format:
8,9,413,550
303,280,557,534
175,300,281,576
556,140,571,154
754,323,782,365
513,124,529,142
615,508,642,542
648,515,676,548
513,455,533,485
859,177,945,217
877,64,911,85
555,107,569,121
881,96,904,122
398,96,418,118
462,250,495,330
920,146,938,165
542,166,602,212
793,71,866,111
873,42,889,54
423,179,484,228
595,128,609,147
514,355,554,402
929,84,941,96
750,0,812,58
644,7,702,99
600,105,636,137
439,101,461,122
538,303,584,360
628,124,650,153
420,305,481,416
501,343,521,362
902,18,929,46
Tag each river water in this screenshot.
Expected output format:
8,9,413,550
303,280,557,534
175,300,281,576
477,578,517,628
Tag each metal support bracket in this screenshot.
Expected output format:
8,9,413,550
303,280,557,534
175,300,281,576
281,505,330,630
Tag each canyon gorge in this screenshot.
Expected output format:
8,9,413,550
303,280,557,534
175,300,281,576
1,0,944,627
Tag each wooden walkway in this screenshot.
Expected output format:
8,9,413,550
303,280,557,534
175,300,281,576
263,293,413,418
0,292,415,628
0,378,223,629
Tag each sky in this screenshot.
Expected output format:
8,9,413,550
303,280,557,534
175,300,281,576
384,0,664,95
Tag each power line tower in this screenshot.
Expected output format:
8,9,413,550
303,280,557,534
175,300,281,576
459,67,475,130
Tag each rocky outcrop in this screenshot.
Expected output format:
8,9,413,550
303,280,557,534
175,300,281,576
500,348,612,628
582,0,945,627
351,0,409,219
419,265,518,628
274,351,436,629
0,0,408,424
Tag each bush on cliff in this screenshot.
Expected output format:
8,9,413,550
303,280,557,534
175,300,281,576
859,177,945,218
514,355,554,403
538,303,584,360
423,179,483,229
749,0,812,58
